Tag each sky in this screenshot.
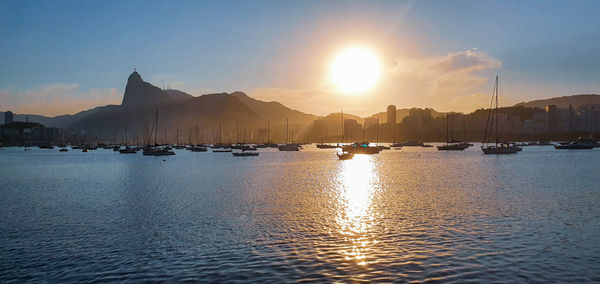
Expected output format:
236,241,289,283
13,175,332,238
1,0,599,117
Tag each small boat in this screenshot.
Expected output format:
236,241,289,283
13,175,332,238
554,137,595,149
119,147,136,154
213,149,232,153
278,144,300,151
316,144,339,149
82,148,89,152
232,151,259,157
337,152,354,160
190,146,208,152
59,148,68,152
438,113,467,151
377,145,391,151
142,108,175,156
143,148,175,156
437,144,467,151
342,141,380,154
482,143,520,154
391,141,426,147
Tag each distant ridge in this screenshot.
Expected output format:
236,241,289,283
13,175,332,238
515,94,600,109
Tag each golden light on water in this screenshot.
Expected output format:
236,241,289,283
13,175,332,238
330,46,382,94
335,154,380,266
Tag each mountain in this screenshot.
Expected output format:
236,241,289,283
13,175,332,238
231,91,317,123
164,89,194,102
121,70,183,108
64,71,327,143
0,105,113,128
515,94,600,109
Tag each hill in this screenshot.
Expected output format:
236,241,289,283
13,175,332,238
515,94,600,109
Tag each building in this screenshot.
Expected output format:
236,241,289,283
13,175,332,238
343,119,362,142
387,105,396,125
4,111,13,125
545,105,557,132
364,117,378,128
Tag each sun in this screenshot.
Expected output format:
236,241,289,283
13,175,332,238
330,46,382,94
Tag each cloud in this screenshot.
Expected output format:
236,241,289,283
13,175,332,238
0,84,121,116
387,49,502,112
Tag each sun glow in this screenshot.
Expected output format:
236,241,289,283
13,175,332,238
330,46,382,94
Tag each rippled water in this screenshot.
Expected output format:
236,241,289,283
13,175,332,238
1,145,599,282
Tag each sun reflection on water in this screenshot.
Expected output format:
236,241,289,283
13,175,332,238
335,154,381,266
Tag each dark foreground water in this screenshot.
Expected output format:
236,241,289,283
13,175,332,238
1,145,599,282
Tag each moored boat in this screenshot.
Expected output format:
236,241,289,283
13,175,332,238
342,141,380,154
336,151,354,160
481,76,519,155
232,151,259,157
554,137,595,149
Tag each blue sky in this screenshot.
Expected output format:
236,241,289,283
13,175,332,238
1,0,599,116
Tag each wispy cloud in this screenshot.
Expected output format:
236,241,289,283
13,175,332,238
0,84,121,116
385,48,503,113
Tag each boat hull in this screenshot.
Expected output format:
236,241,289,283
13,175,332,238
337,153,354,160
554,144,594,149
232,152,259,157
143,150,175,156
278,145,300,151
481,146,519,154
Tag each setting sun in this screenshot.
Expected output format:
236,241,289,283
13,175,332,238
330,46,382,94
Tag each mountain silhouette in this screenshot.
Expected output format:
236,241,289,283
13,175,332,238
121,70,183,108
63,71,320,140
516,94,600,109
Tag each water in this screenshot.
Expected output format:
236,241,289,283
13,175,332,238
1,145,599,282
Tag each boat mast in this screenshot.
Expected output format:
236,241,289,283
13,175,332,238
446,113,449,144
154,108,158,146
376,117,379,146
495,75,499,146
268,119,271,144
236,120,239,145
341,110,344,144
451,113,454,143
196,123,199,145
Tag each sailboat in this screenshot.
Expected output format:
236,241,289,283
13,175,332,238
437,113,467,150
316,122,338,149
278,118,300,151
481,76,519,154
174,128,185,149
143,108,175,156
233,128,259,156
119,128,136,153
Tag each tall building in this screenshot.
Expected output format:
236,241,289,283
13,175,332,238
387,105,396,125
4,111,13,124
